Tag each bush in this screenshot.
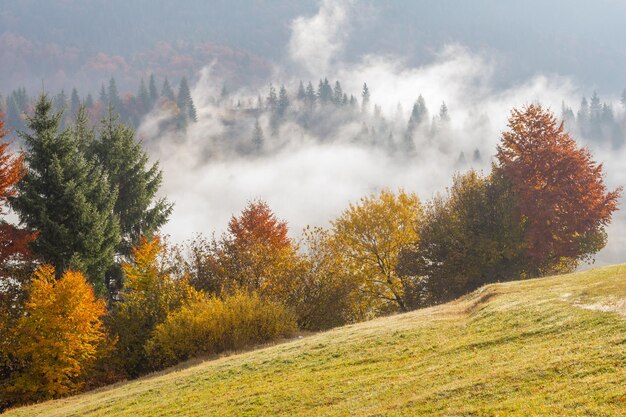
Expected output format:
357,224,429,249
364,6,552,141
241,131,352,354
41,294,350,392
145,291,297,369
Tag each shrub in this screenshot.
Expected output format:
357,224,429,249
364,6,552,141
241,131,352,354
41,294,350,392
145,291,296,369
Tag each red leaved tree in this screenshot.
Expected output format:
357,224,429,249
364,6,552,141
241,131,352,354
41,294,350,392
496,104,621,274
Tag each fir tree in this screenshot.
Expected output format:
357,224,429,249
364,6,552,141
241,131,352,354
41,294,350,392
70,88,80,117
138,78,151,112
252,118,264,152
361,83,370,113
91,110,172,292
85,94,94,109
108,77,122,114
161,77,175,101
297,81,306,101
317,78,332,103
305,81,316,110
277,85,289,118
148,74,159,105
99,84,107,104
11,95,120,293
176,77,197,125
266,84,278,109
333,81,343,105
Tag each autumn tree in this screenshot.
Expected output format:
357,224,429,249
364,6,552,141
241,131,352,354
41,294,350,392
291,227,365,329
496,104,621,274
11,95,120,292
108,236,200,377
3,265,106,407
0,116,36,400
332,189,423,313
400,170,526,303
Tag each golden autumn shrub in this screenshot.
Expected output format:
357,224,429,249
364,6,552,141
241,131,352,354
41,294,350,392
108,236,201,377
3,265,106,407
145,291,297,369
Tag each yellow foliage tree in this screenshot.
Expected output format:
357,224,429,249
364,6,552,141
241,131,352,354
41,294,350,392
5,265,106,406
109,236,201,377
332,189,423,313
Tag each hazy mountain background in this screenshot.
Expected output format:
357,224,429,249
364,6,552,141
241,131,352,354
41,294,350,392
2,0,626,93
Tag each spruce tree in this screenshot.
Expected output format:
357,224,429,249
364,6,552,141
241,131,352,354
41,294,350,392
108,77,122,114
176,77,197,126
333,81,343,105
252,118,264,152
138,78,151,112
305,81,316,110
11,95,120,293
277,85,289,118
161,77,175,101
148,74,159,105
92,109,172,258
297,81,306,101
361,83,370,113
70,88,80,117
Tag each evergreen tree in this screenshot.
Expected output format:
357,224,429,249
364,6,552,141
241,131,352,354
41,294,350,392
99,84,107,104
252,118,264,152
317,78,332,104
11,95,120,293
138,78,151,112
333,81,343,105
297,81,306,101
70,88,80,117
266,84,278,109
85,94,94,109
439,102,450,123
176,77,197,125
108,77,122,114
305,81,316,110
361,83,370,113
161,77,175,101
91,110,172,293
148,74,159,105
53,90,67,113
277,85,289,118
220,84,229,103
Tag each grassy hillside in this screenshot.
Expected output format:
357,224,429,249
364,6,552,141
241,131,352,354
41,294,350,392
4,265,626,416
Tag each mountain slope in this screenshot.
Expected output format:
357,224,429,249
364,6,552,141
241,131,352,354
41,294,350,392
4,265,626,416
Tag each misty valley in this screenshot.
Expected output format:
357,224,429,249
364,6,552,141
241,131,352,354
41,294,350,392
1,1,626,416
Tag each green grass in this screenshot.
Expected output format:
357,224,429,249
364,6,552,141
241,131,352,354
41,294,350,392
4,265,626,416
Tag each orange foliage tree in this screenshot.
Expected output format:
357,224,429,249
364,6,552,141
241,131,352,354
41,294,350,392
497,104,621,274
0,116,36,401
4,265,107,406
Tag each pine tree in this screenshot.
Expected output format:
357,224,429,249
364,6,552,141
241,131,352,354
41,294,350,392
85,94,94,109
138,78,151,112
305,81,316,110
297,81,306,101
277,85,289,118
333,81,343,105
99,84,107,104
220,84,229,103
161,77,175,101
176,77,197,126
70,88,80,117
439,102,450,123
108,77,122,114
361,83,370,113
252,118,264,152
266,84,278,109
148,74,159,105
93,109,172,255
317,78,332,104
11,95,120,293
